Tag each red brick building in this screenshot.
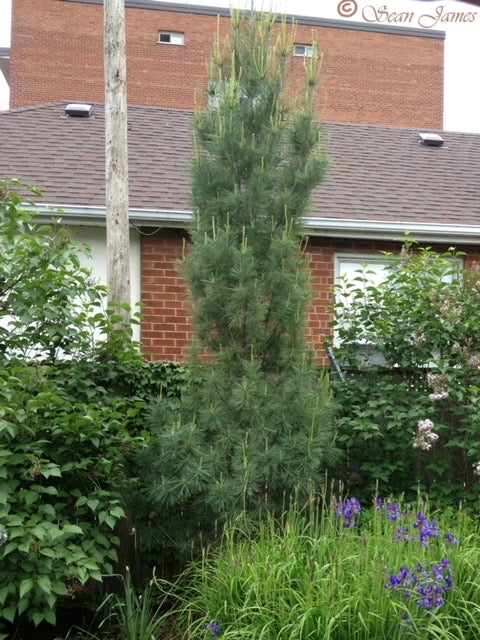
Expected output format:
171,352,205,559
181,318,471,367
4,2,461,363
10,0,444,129
2,104,479,363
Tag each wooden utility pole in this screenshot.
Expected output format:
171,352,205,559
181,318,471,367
104,0,131,320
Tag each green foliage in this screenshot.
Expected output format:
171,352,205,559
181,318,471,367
174,498,480,640
0,180,128,361
0,358,137,630
138,369,334,569
49,358,188,430
188,10,326,366
0,182,169,631
137,10,336,568
333,371,432,501
75,570,171,640
332,242,480,507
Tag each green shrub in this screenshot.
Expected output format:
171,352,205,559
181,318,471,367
332,243,480,508
0,360,138,631
0,181,166,632
0,354,186,633
0,180,116,361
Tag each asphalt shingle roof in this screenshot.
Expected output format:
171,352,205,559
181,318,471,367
1,102,479,229
0,103,193,211
313,123,480,226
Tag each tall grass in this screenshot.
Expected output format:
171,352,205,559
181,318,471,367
175,496,480,640
71,569,171,640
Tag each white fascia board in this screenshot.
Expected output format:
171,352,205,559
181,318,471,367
27,204,480,245
27,203,193,228
303,218,480,245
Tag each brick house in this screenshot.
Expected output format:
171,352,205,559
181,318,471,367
1,102,479,362
4,1,477,362
10,0,444,129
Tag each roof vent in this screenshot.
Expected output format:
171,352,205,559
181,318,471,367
65,103,92,118
418,132,444,147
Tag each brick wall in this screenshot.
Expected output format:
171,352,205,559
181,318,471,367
141,231,479,364
139,230,340,363
140,228,192,361
11,0,444,128
8,0,449,364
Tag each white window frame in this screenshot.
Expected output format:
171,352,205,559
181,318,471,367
335,252,463,288
336,253,391,289
158,31,185,46
334,253,391,350
294,44,314,57
333,251,463,364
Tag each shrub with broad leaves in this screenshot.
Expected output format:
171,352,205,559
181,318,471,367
332,242,480,508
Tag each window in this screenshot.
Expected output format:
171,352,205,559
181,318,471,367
294,44,314,57
207,81,262,111
333,252,463,366
337,255,389,288
158,32,185,46
333,254,388,341
335,252,462,308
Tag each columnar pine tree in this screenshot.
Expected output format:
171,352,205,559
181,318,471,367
138,11,336,564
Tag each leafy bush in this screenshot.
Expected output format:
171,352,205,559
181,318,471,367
175,497,480,640
0,181,170,632
0,362,134,629
0,180,118,361
0,354,188,633
331,243,480,508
